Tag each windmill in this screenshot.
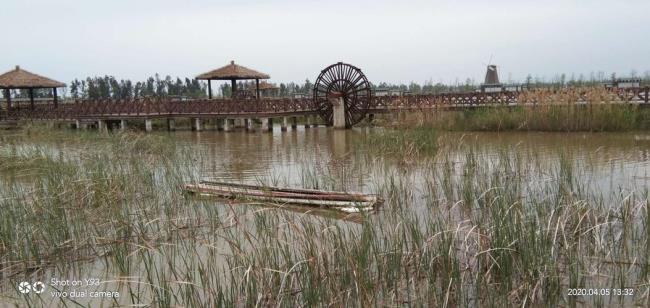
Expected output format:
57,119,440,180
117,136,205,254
482,55,500,85
480,56,503,93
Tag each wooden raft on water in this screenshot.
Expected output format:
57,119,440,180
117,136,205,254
183,181,382,213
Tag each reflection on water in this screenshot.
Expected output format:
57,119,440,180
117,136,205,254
184,128,363,182
174,128,650,197
2,127,649,214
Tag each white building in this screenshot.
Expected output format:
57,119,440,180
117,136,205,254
616,77,641,88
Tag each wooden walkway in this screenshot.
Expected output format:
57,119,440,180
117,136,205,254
1,87,648,128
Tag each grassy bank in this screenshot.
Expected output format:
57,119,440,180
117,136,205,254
0,128,648,306
448,104,650,131
372,87,650,132
376,104,650,132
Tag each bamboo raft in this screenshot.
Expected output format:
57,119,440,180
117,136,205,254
183,181,382,213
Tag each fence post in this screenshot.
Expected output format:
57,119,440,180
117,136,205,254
645,87,649,104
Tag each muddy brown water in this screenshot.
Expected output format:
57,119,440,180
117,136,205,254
1,127,649,306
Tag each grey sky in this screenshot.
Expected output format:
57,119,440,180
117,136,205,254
1,0,648,85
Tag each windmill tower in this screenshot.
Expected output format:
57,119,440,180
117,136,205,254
480,64,504,93
484,65,500,85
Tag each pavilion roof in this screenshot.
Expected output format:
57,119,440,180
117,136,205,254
0,65,65,88
250,81,279,90
196,61,270,80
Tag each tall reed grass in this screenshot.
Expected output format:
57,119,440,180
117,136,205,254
0,127,648,307
377,87,650,132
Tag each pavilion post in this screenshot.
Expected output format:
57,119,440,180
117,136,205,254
208,80,212,99
256,79,260,99
231,79,237,97
29,88,34,110
53,88,58,108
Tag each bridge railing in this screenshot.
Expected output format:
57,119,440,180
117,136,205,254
3,87,648,120
370,91,520,110
5,97,317,120
370,87,649,110
516,87,649,105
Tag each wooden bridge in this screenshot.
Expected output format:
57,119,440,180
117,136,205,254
1,62,648,131
1,87,648,131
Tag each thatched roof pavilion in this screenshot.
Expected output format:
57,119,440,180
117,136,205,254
256,81,279,90
0,65,66,111
248,81,279,97
196,61,270,99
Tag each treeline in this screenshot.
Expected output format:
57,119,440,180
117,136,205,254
373,81,476,94
217,79,314,98
373,71,650,94
68,75,207,99
65,76,315,99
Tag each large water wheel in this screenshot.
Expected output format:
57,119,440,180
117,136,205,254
313,62,372,128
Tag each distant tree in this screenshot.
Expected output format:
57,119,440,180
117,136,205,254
109,77,120,99
174,78,183,96
145,77,155,97
219,83,231,98
70,79,80,99
86,77,98,99
122,80,133,98
80,80,86,98
462,78,475,92
303,79,313,94
408,82,421,93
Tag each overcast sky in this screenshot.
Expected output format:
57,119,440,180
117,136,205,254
1,0,649,85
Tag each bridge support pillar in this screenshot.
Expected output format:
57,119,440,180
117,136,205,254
75,120,82,129
167,119,176,131
291,117,298,130
246,119,255,132
261,118,272,132
235,118,245,129
119,120,127,131
332,97,346,129
223,119,232,132
281,117,288,131
192,118,202,131
97,120,108,132
145,119,152,132
215,118,224,131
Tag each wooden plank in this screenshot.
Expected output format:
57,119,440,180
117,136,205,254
183,184,376,213
199,180,372,199
189,183,376,202
183,183,382,213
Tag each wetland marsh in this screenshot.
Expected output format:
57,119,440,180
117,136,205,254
0,125,649,306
